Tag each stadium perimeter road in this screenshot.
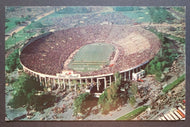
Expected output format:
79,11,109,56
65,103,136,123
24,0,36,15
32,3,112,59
84,104,134,120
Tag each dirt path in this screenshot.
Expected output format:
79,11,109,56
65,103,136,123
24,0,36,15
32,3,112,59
5,9,58,59
6,6,108,41
34,10,55,21
5,10,55,41
5,26,25,41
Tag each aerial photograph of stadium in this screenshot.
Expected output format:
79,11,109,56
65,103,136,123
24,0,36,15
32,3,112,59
5,6,185,121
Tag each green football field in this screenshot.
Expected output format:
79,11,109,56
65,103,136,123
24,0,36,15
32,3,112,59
68,43,115,72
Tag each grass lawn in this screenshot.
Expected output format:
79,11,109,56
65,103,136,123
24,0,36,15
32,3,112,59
5,17,48,50
5,9,87,50
116,106,148,120
5,17,27,33
68,43,115,72
5,27,36,50
162,74,185,93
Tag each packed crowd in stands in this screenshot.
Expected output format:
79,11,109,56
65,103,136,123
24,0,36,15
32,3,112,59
20,24,160,77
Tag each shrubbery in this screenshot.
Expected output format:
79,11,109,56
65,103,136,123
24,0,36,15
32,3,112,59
6,7,16,12
73,92,90,116
27,8,32,12
98,86,120,114
173,7,185,13
168,35,185,44
5,49,22,73
128,83,138,106
8,73,56,111
148,7,175,23
114,6,142,11
34,22,45,28
98,73,122,114
145,31,179,82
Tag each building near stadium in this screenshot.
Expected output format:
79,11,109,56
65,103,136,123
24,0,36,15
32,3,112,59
20,24,161,93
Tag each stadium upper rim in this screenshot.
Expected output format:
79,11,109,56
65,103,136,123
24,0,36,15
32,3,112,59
20,24,161,78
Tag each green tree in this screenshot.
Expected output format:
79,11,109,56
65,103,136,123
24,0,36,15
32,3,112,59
129,96,136,106
7,7,16,12
98,90,110,114
128,83,138,96
25,15,32,21
148,7,175,23
156,62,162,71
128,83,138,106
145,30,179,82
33,22,44,28
8,73,56,111
15,20,21,26
5,49,22,73
73,92,90,116
114,72,122,86
27,8,32,12
98,72,122,114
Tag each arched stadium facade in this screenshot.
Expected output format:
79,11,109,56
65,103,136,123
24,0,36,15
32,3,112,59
20,24,161,92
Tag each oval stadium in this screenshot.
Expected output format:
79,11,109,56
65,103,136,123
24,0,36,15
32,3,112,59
20,24,161,92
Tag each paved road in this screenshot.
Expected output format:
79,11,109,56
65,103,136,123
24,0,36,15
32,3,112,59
84,104,134,120
5,10,55,41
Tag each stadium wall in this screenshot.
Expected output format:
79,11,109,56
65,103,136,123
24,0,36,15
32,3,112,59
19,26,157,92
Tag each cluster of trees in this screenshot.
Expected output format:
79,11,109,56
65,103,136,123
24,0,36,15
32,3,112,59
114,6,142,12
5,49,22,73
14,16,31,26
5,19,10,22
24,15,32,21
14,20,23,26
128,83,138,106
27,8,32,12
148,7,175,23
73,92,90,116
145,32,179,82
173,7,185,13
5,16,31,32
98,73,122,114
98,74,139,114
6,7,16,12
73,73,140,115
73,73,123,115
8,73,56,112
73,92,99,118
29,22,47,33
6,6,22,12
32,22,45,28
168,35,185,44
